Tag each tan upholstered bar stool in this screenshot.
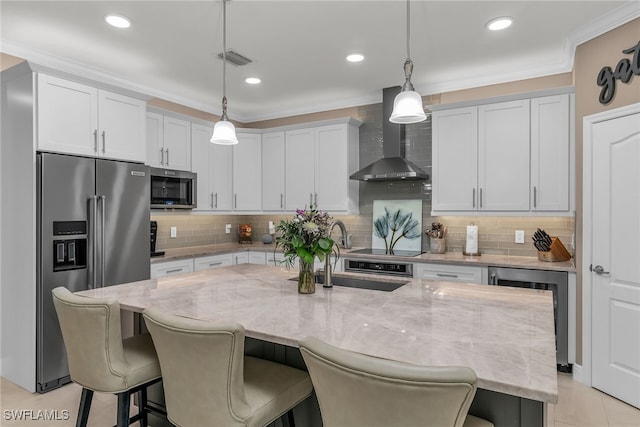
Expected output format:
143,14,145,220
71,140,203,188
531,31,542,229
52,287,162,427
143,308,313,427
299,336,494,427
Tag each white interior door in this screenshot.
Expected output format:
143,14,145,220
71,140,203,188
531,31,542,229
590,109,640,409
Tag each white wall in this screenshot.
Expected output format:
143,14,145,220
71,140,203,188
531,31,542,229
1,64,37,391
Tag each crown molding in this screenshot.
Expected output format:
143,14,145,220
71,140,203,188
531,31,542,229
3,1,638,124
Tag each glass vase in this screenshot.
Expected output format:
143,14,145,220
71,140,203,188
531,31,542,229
298,259,316,294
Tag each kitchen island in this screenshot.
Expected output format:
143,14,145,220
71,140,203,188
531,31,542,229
77,264,558,426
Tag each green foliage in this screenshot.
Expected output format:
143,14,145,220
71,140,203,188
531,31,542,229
275,205,339,268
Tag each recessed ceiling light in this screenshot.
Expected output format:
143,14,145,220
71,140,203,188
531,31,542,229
245,77,261,85
346,53,365,63
105,14,132,29
487,17,512,31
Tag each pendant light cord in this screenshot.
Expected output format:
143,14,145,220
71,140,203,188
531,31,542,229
221,0,228,119
406,0,410,60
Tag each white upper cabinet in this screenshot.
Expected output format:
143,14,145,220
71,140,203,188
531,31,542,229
432,93,572,215
191,122,214,211
478,99,530,211
37,74,145,162
211,143,233,211
262,131,286,211
432,106,478,211
146,112,191,171
191,122,232,211
233,132,262,211
285,128,316,210
531,94,570,211
285,122,360,213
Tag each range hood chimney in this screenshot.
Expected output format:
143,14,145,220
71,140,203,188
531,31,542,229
350,86,429,181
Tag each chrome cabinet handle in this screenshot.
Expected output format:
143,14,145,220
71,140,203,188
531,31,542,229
310,193,313,206
101,131,106,153
165,149,169,165
280,193,284,209
315,193,318,206
93,130,98,153
472,188,476,208
590,264,610,275
208,262,223,267
214,193,218,208
437,273,459,278
234,194,237,209
210,193,214,208
166,268,183,274
533,186,537,208
479,188,483,209
160,148,164,165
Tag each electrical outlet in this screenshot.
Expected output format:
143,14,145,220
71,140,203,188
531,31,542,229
225,224,232,234
170,226,177,238
515,230,525,244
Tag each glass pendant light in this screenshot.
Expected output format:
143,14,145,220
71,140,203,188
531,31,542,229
389,0,427,124
211,0,238,145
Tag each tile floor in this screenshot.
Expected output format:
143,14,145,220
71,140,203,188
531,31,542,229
1,373,639,426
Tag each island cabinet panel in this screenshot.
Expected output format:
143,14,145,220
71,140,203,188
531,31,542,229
261,131,286,211
150,258,194,278
37,74,145,162
414,262,487,284
285,122,359,213
194,254,233,271
432,93,572,215
233,132,262,211
146,112,191,170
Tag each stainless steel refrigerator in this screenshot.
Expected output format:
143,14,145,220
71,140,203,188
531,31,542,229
36,152,150,393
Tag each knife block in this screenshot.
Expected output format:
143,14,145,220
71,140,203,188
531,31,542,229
537,237,571,262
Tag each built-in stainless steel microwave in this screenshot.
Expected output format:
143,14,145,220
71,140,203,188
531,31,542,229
150,167,197,209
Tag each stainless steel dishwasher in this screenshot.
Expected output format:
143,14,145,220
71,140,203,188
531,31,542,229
488,267,571,372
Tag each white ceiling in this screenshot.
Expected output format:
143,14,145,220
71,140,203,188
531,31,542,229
1,1,638,123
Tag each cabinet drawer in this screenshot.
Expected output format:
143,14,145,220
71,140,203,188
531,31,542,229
414,263,486,284
150,259,194,278
248,251,267,265
194,254,233,271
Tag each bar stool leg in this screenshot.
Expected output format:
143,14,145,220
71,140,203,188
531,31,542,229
76,388,93,427
116,391,131,427
139,387,148,427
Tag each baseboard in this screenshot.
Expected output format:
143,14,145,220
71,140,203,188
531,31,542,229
571,363,587,385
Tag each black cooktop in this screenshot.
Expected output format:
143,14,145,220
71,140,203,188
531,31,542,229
348,248,423,257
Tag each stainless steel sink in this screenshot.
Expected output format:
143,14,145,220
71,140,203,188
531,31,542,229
290,275,408,292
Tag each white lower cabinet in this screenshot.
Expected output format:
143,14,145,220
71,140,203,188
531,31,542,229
194,254,234,271
248,251,267,265
414,263,487,284
233,252,250,265
150,259,194,278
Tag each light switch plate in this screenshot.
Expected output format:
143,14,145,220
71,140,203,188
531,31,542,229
170,226,177,238
515,230,525,244
225,224,232,234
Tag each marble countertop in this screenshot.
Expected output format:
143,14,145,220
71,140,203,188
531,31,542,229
77,264,558,403
152,243,575,272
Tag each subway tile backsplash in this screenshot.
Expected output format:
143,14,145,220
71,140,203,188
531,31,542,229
152,101,575,258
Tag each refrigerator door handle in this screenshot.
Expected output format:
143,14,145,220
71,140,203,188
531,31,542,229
89,195,99,289
100,195,106,287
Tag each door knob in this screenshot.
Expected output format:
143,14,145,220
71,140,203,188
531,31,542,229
590,264,610,275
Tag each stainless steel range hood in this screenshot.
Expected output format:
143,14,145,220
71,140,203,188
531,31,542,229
350,86,429,181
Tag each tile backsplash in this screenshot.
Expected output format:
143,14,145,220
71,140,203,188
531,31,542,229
152,101,575,258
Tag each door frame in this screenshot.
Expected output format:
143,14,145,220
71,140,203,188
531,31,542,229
581,102,640,386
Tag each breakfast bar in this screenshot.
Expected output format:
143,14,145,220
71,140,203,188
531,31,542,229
76,263,558,427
